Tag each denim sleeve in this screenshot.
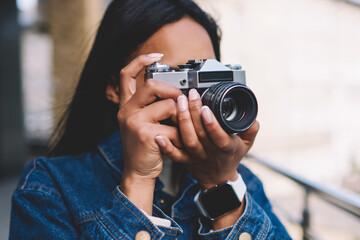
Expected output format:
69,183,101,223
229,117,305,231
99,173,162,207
10,185,184,239
97,186,183,239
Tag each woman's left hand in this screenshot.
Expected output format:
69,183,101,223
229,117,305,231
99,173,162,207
155,89,259,189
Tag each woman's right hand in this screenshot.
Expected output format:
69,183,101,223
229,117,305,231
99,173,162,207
114,54,182,214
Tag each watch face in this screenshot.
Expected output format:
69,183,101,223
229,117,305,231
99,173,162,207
200,183,241,219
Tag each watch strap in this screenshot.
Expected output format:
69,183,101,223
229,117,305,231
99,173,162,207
231,173,247,202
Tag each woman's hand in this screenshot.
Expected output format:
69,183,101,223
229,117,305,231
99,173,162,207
156,89,259,229
156,89,260,189
112,54,182,214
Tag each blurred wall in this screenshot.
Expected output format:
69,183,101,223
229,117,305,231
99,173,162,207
48,0,104,123
196,0,360,189
0,0,25,177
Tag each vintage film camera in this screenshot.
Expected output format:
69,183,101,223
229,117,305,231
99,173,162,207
145,59,258,133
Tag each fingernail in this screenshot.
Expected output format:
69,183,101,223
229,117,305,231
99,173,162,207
177,95,188,111
155,136,166,148
147,53,164,58
188,89,199,101
201,106,213,124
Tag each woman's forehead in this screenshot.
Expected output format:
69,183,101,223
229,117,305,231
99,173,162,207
136,17,216,68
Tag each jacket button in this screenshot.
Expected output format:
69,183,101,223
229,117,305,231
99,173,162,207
239,232,252,240
135,231,151,240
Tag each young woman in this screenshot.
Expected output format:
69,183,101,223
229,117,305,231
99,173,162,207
10,0,291,239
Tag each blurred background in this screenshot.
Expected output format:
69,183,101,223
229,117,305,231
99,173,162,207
0,0,359,239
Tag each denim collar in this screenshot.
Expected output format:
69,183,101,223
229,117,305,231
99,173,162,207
171,173,199,219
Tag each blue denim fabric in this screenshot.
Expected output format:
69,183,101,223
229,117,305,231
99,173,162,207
10,131,292,239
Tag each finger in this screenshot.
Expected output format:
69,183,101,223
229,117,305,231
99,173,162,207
188,89,209,144
155,135,191,163
150,125,183,148
201,106,233,151
119,53,164,106
238,120,260,145
139,98,177,123
177,95,205,156
126,79,182,109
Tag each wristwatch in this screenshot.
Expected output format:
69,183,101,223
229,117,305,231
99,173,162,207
194,174,247,220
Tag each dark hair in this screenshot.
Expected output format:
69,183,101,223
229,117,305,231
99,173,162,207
49,0,221,156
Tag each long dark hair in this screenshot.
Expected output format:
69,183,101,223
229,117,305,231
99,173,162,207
49,0,221,156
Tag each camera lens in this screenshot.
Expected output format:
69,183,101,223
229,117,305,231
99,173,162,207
222,95,245,121
201,82,258,133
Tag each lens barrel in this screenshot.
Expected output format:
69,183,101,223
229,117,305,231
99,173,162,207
201,82,258,133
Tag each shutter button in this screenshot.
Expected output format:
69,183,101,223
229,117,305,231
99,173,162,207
135,231,150,240
239,232,252,240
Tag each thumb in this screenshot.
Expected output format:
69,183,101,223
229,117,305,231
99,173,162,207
238,120,260,145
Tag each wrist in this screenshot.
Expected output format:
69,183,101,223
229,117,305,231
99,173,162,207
121,170,157,186
199,170,239,190
120,172,156,215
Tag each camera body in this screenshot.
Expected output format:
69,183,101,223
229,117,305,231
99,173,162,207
146,59,246,96
145,59,258,133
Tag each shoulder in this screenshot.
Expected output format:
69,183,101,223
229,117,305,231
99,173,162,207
16,154,79,194
16,157,60,196
16,156,64,197
15,150,116,197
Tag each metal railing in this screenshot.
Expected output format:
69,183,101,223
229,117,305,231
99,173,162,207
341,0,360,7
246,154,360,240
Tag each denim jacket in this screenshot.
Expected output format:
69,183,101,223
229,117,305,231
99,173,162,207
10,131,291,239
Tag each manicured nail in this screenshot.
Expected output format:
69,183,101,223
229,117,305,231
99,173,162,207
188,89,199,101
177,95,188,111
155,136,166,148
201,106,213,124
147,53,164,58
